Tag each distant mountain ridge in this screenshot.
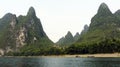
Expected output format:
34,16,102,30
56,31,80,46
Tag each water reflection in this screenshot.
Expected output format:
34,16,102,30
86,58,120,67
18,58,40,67
0,57,40,67
0,57,120,67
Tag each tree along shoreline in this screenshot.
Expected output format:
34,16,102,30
4,38,120,56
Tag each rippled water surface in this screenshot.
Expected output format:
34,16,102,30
0,57,120,67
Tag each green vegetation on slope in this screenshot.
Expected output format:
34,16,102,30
4,3,120,56
67,3,120,54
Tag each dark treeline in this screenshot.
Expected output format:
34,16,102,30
6,46,66,56
5,38,120,56
66,38,120,54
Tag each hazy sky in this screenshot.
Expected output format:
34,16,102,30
0,0,120,42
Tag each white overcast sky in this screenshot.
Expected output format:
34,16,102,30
0,0,120,42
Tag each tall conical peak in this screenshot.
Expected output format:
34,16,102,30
74,32,80,38
84,24,89,30
97,3,112,16
27,7,36,16
75,32,79,36
65,31,74,39
81,24,89,35
3,13,13,18
2,13,17,22
100,3,108,9
74,32,80,41
114,9,120,15
90,3,112,30
67,31,72,36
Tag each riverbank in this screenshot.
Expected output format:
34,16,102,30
2,53,120,58
40,53,120,58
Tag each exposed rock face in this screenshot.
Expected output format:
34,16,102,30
0,7,53,55
16,27,26,48
0,49,4,56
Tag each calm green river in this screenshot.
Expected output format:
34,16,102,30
0,57,120,67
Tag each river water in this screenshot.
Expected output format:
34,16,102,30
0,57,120,67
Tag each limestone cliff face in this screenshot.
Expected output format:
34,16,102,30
0,7,53,55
